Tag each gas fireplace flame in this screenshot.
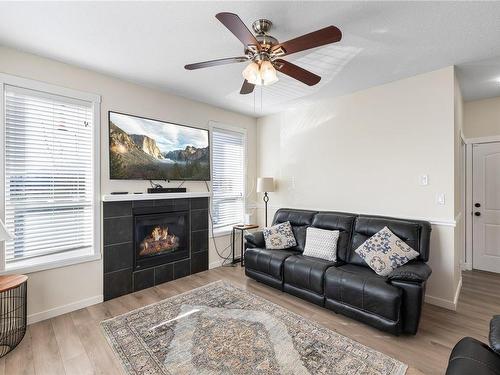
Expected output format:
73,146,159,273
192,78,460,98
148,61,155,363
152,226,170,242
139,225,179,257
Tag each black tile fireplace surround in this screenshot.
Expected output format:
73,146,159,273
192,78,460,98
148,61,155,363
103,197,209,301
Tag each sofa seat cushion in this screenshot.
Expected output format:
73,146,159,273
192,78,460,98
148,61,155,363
284,255,338,295
244,248,299,280
324,264,402,322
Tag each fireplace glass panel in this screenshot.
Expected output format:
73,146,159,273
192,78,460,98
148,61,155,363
134,211,189,270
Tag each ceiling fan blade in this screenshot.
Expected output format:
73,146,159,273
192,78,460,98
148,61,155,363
240,79,255,95
216,12,260,49
274,59,321,86
272,26,342,57
184,56,248,70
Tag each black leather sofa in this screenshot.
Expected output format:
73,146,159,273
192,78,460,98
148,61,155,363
446,316,500,375
244,208,432,335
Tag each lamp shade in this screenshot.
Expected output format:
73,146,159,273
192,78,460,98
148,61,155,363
257,177,275,193
0,219,13,241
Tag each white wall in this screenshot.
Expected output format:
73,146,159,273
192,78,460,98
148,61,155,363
464,96,500,139
257,66,461,308
0,46,257,322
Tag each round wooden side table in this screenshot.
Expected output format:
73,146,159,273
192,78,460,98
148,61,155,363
0,274,28,357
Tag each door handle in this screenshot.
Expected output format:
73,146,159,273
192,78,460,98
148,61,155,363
474,212,481,217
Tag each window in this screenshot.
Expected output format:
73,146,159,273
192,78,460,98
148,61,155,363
1,76,100,272
211,124,246,232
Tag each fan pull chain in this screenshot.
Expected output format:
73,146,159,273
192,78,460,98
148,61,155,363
260,86,263,113
253,89,256,115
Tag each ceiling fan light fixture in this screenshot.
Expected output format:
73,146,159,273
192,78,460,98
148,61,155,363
186,13,342,94
260,60,279,86
242,62,261,85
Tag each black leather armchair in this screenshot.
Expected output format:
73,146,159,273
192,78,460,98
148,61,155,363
446,316,500,375
244,208,433,335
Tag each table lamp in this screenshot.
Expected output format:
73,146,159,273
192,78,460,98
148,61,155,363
257,177,275,227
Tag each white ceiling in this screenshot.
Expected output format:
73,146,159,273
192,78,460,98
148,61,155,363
456,55,500,102
1,1,500,116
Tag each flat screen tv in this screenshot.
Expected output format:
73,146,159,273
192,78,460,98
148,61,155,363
109,111,210,181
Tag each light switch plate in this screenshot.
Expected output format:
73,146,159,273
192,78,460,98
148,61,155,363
436,193,445,205
420,175,429,186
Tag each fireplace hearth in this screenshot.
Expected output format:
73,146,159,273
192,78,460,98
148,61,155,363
103,197,209,301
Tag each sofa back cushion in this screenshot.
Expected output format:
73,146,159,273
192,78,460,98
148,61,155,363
311,212,357,262
272,209,317,252
348,215,431,266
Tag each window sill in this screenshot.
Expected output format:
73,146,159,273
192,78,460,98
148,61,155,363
211,226,233,238
211,224,260,239
2,250,101,275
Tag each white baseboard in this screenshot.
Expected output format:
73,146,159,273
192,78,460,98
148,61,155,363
454,277,463,307
27,294,103,325
425,295,457,310
425,277,462,311
460,262,472,271
209,259,225,269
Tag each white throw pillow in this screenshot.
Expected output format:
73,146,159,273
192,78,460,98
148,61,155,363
354,226,420,276
263,221,297,250
302,227,340,262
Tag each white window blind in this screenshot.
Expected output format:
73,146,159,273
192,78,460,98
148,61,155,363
4,85,95,265
211,126,245,229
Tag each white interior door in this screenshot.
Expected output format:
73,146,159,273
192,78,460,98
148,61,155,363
473,142,500,273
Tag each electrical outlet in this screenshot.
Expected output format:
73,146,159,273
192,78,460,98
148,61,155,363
436,193,445,205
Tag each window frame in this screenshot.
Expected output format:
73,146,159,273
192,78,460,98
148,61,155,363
209,121,247,237
0,73,101,274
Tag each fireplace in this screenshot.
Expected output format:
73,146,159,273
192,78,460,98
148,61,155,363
103,197,209,301
134,211,189,271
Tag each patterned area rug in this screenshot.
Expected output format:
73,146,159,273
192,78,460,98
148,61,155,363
101,281,407,375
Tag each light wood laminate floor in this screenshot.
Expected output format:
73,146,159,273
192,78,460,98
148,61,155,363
1,266,498,375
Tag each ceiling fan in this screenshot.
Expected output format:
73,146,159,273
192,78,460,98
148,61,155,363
184,12,342,94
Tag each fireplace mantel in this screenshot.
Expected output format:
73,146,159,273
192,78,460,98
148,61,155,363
102,192,211,202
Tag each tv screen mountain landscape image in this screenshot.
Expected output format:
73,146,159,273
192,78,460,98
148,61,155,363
109,112,210,180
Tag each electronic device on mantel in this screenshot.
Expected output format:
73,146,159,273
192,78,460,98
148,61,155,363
147,187,187,194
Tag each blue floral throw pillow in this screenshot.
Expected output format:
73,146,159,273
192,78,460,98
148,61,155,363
263,221,297,250
354,226,419,276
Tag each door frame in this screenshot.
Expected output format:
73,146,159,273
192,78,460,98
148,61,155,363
464,134,500,270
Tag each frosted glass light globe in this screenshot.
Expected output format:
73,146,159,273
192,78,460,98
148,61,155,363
260,61,278,86
242,62,261,85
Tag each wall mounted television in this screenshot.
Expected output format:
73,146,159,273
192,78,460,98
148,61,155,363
109,111,210,181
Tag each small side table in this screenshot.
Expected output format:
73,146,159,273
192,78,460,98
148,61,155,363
232,224,259,266
0,274,28,358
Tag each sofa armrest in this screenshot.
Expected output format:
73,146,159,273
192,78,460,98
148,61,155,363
245,231,265,249
387,261,432,282
490,315,500,355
